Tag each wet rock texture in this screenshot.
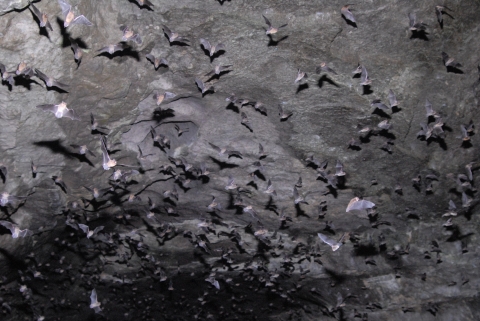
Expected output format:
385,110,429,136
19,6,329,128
0,0,479,320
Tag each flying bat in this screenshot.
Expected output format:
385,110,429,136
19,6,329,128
377,120,391,130
264,179,277,196
145,54,168,70
34,69,69,91
0,221,33,238
200,39,225,56
278,104,293,121
408,12,427,31
153,91,176,105
78,224,104,239
29,3,53,31
341,5,356,23
241,112,253,131
89,289,102,313
70,38,83,65
435,5,453,24
262,15,288,35
100,136,117,170
16,62,34,78
442,52,462,69
335,160,346,176
90,113,109,133
36,101,79,120
318,232,347,251
52,176,68,193
0,64,15,86
70,144,96,157
293,187,308,205
225,176,238,190
295,69,307,83
388,89,398,108
205,65,232,78
371,99,389,111
58,0,93,28
316,62,338,75
208,142,242,158
346,197,375,212
162,25,189,44
360,66,371,85
195,78,214,94
97,43,129,55
120,25,142,44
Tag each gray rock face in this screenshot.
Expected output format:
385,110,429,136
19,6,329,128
0,0,479,320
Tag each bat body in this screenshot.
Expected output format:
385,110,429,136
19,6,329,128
153,91,176,105
163,25,189,44
100,136,117,170
200,39,225,56
263,15,288,35
120,26,142,44
78,224,104,239
146,54,168,69
341,5,356,23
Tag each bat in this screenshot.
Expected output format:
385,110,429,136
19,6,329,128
264,179,277,196
145,54,168,70
241,112,253,131
58,0,93,28
0,221,33,238
29,3,53,31
443,200,457,217
174,124,189,136
360,66,371,85
262,15,288,35
16,62,34,77
371,99,389,111
90,113,109,133
316,62,338,75
70,38,83,65
388,89,398,108
52,176,68,193
208,143,243,158
435,5,453,24
34,69,69,91
70,144,96,157
97,43,129,55
162,25,189,44
0,64,14,86
78,224,104,239
258,143,267,159
293,187,308,205
408,12,427,31
442,52,462,69
163,185,178,201
225,176,238,190
278,104,293,121
151,127,170,149
120,25,142,44
200,39,225,56
89,289,102,313
294,69,307,83
346,197,375,212
462,192,472,208
335,160,345,176
153,91,176,105
195,78,214,94
36,101,79,120
317,232,347,251
100,136,117,170
205,65,232,77
205,276,220,290
377,120,391,130
207,196,222,212
341,5,356,23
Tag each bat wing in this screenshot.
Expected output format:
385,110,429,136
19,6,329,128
317,233,336,247
78,224,89,234
208,142,221,153
435,8,443,23
162,25,172,38
164,92,176,99
408,12,415,28
341,8,356,23
215,43,226,53
72,15,93,26
195,78,204,91
159,58,168,66
145,54,156,64
100,136,110,164
30,4,42,20
90,289,98,306
199,38,211,51
347,198,375,212
388,89,397,107
58,0,71,18
18,229,33,237
34,69,49,83
36,104,57,114
360,66,368,83
262,15,272,27
93,226,104,235
0,221,15,233
51,80,70,91
62,108,79,120
441,52,449,65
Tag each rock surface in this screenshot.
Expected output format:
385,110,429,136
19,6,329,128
0,0,479,320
